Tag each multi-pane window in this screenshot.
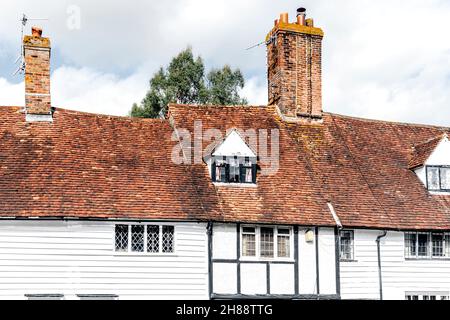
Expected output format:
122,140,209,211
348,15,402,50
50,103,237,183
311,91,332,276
162,226,175,253
405,232,450,259
242,227,256,257
114,224,174,254
277,228,291,258
426,166,450,191
212,156,256,184
115,225,129,252
406,292,449,300
147,225,160,253
131,225,145,252
339,230,354,261
260,228,274,258
241,226,292,259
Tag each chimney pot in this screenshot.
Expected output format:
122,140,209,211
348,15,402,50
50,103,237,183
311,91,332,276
280,12,289,24
31,26,43,37
296,7,306,25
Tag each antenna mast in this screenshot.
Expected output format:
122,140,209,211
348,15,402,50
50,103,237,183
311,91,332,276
13,14,48,76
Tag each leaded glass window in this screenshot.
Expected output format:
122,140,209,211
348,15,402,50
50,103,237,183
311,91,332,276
147,225,160,253
162,226,175,253
131,225,144,252
114,224,175,254
115,225,128,252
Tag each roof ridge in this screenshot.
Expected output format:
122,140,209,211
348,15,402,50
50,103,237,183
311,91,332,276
327,112,450,130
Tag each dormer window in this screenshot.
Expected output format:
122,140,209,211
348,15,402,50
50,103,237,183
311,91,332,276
426,166,450,191
212,156,256,184
207,129,258,185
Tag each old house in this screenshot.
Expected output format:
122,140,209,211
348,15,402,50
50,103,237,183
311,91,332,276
0,9,450,300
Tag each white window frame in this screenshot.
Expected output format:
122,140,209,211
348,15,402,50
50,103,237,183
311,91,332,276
113,223,176,256
240,225,293,261
404,232,450,260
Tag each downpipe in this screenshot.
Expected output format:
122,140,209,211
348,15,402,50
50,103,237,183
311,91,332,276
376,230,388,301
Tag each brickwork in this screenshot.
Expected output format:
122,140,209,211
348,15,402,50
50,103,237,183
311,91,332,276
23,32,51,115
267,20,323,119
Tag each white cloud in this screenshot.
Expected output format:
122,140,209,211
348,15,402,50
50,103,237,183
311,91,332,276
0,77,23,106
0,67,148,116
51,66,148,115
0,1,450,125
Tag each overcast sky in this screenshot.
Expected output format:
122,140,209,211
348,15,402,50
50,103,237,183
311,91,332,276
1,0,449,125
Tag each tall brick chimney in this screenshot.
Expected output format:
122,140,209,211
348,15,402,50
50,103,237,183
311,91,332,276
23,26,52,120
266,8,324,121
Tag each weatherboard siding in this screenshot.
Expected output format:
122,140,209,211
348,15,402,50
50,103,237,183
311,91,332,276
0,220,208,300
340,229,450,300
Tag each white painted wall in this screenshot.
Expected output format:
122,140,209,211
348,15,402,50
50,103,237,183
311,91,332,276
340,229,450,300
298,228,317,294
318,228,337,295
0,220,208,300
212,224,337,297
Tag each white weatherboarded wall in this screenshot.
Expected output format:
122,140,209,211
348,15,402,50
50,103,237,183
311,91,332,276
0,220,208,300
341,229,450,300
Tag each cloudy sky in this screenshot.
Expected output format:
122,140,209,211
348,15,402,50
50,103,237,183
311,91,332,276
0,0,449,125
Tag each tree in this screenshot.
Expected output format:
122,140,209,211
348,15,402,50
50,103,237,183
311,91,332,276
130,48,247,118
206,65,247,106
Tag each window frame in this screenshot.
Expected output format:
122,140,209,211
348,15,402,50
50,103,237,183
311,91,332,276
240,225,293,261
114,223,176,256
405,231,450,260
339,229,355,262
211,156,257,185
426,165,450,192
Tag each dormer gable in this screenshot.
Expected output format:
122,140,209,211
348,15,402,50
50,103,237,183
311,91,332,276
207,130,257,185
411,133,450,193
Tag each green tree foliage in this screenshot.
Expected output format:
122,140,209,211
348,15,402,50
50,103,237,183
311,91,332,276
206,65,247,106
130,47,247,118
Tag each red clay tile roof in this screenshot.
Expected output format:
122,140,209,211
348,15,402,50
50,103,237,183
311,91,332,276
409,134,445,169
169,104,450,230
2,104,450,230
0,106,221,221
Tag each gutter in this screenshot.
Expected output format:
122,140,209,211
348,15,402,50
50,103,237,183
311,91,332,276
376,230,388,301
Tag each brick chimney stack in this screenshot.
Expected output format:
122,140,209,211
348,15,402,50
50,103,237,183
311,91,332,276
266,8,324,121
23,26,52,119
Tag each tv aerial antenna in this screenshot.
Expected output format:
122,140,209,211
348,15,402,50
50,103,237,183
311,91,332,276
13,14,49,76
